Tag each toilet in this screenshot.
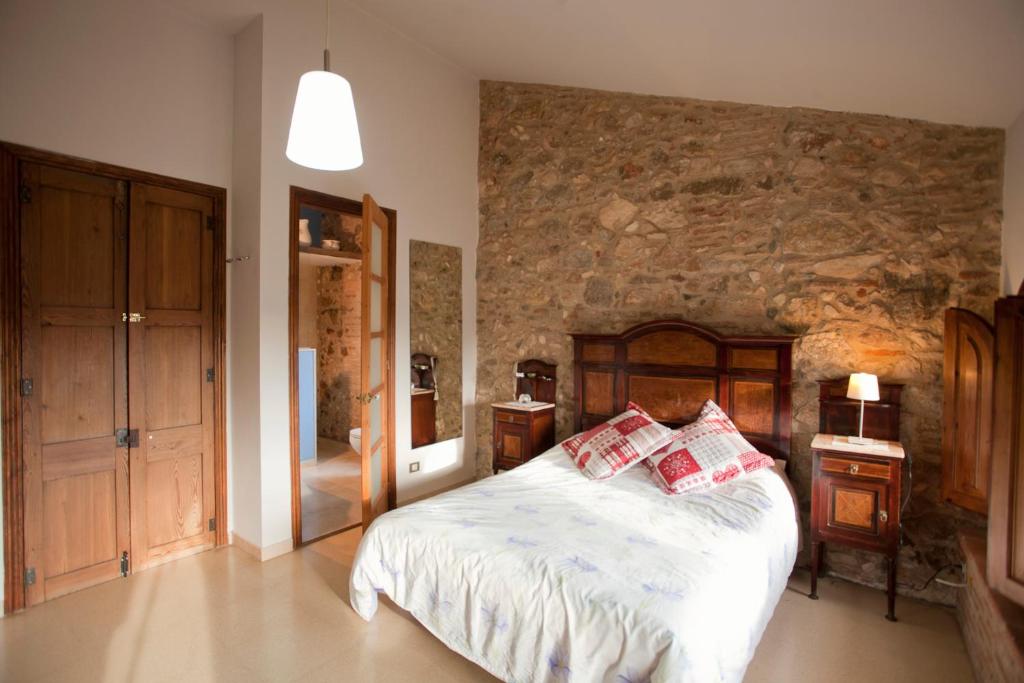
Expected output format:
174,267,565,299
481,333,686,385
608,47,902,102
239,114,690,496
349,427,362,453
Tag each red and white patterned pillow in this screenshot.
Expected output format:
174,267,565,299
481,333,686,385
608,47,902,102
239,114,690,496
643,400,775,494
562,402,675,480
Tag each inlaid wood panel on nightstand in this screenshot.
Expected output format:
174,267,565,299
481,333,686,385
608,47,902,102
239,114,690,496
810,433,904,621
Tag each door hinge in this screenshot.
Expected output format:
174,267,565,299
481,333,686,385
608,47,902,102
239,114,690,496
24,567,36,586
20,378,33,397
115,428,139,448
19,185,31,203
120,551,129,577
206,215,216,231
208,517,216,532
206,368,215,382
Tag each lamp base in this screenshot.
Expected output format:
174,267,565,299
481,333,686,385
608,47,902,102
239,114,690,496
847,435,876,445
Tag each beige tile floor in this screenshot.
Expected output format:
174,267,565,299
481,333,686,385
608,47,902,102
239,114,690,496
300,437,361,542
0,529,974,682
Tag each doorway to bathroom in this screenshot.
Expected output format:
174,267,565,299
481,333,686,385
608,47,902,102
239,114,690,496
288,187,396,546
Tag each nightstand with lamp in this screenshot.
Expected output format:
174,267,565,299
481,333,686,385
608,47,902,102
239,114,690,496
811,374,907,621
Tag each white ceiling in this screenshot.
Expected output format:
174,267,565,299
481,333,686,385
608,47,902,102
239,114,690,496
348,0,1024,128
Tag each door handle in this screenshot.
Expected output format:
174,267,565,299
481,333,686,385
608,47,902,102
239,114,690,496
122,312,146,323
354,393,379,405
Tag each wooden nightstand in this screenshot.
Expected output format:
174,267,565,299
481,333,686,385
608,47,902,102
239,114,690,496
492,402,555,473
810,433,904,621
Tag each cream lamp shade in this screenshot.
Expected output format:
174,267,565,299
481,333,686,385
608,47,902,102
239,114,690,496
846,373,880,402
846,372,880,444
286,69,363,171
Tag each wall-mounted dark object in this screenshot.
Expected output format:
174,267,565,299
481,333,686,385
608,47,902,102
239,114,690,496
817,377,903,442
411,352,436,390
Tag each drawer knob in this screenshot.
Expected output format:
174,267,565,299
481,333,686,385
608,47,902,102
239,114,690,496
879,510,889,523
847,463,859,475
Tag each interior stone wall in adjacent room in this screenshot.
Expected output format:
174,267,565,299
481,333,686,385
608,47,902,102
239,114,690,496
476,80,1005,605
317,263,361,441
297,260,319,348
410,240,464,442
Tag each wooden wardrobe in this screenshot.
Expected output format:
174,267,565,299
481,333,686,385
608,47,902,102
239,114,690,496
988,293,1024,606
1,144,226,611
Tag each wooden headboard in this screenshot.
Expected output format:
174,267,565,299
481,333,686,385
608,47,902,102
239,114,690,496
572,320,796,459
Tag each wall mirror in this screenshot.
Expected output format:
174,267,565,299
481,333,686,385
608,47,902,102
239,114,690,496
409,240,463,448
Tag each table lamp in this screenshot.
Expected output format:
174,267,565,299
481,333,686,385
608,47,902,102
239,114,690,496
846,372,880,444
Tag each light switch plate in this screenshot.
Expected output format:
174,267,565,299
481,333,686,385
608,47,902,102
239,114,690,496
409,461,420,473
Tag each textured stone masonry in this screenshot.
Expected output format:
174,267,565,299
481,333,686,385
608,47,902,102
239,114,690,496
475,80,1004,604
317,263,361,441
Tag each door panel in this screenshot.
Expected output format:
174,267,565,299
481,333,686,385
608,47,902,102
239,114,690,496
361,194,391,529
38,185,115,308
20,162,129,606
144,203,202,311
128,183,215,570
144,326,203,430
818,476,889,544
40,326,115,443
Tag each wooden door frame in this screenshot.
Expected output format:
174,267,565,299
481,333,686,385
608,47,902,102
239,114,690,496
287,186,397,548
0,142,228,613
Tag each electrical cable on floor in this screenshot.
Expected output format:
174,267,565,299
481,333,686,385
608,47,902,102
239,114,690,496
898,562,965,592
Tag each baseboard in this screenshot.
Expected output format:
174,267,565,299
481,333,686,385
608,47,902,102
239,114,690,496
260,537,293,561
230,532,293,562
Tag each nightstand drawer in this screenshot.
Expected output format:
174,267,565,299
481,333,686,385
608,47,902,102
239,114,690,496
495,411,529,425
820,455,891,481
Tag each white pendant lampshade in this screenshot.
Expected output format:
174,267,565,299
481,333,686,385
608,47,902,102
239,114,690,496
286,70,363,171
285,0,363,171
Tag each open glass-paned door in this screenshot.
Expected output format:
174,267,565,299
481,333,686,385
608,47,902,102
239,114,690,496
360,194,391,529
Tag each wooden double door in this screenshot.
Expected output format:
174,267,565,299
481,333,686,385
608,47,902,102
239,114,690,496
18,161,219,605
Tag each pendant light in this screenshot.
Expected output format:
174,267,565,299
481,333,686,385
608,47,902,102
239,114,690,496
285,0,363,171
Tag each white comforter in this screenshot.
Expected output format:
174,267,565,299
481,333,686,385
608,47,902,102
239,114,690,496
350,446,798,683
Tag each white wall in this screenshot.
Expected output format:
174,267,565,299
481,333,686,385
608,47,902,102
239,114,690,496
0,0,478,584
248,0,479,552
0,0,233,187
229,16,264,550
1003,111,1024,294
0,0,235,606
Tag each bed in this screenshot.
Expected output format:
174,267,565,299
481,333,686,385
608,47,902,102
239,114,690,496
350,320,799,682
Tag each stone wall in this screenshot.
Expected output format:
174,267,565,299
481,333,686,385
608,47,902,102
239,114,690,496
297,260,319,348
317,263,361,441
410,240,463,442
476,80,1004,604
